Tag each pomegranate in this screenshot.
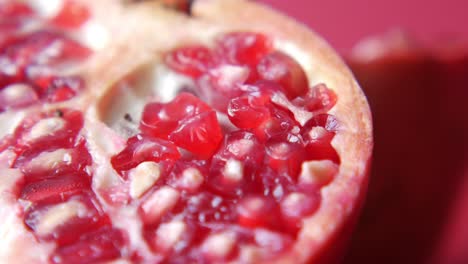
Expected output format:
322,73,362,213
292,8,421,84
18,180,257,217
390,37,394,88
344,32,468,264
0,0,372,263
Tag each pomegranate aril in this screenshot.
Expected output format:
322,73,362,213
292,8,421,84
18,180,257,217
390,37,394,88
227,95,271,129
140,92,212,138
24,196,110,246
196,64,250,111
140,102,175,139
111,135,180,175
165,45,218,78
302,117,340,163
293,83,338,112
237,195,283,230
0,83,38,111
254,105,299,142
258,167,296,200
257,51,309,99
184,192,237,224
50,0,91,28
153,219,188,253
254,229,294,252
19,171,91,204
280,192,320,230
140,186,180,225
33,76,84,103
169,110,223,158
50,226,125,264
0,2,34,18
216,32,272,66
1,31,90,69
209,131,264,196
10,110,84,159
265,134,307,179
167,160,208,192
141,92,222,157
201,231,237,261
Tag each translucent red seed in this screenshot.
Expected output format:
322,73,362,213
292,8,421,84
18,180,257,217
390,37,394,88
257,51,309,99
111,135,181,175
140,92,222,158
50,0,91,28
293,83,338,112
165,45,218,78
216,32,273,66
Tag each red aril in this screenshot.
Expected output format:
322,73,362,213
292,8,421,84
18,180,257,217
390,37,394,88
0,0,372,263
165,45,218,78
216,32,273,67
257,51,309,99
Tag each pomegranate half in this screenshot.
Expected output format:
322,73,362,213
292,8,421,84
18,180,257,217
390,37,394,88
0,0,372,263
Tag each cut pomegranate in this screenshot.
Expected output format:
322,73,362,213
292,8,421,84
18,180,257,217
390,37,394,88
0,1,372,263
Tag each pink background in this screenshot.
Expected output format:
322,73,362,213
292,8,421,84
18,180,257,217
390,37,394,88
259,0,467,53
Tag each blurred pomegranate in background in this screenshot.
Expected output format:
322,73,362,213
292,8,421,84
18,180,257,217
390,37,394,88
345,31,468,264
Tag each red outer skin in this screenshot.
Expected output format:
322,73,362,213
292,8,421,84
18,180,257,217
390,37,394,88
344,43,468,264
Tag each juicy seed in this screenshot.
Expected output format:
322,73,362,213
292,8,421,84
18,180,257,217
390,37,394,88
223,159,244,182
50,0,91,28
293,83,338,112
265,136,306,178
155,220,187,252
301,119,340,163
35,200,87,236
111,135,180,174
50,227,124,264
257,51,309,99
196,65,250,111
169,111,223,158
140,93,222,157
19,172,90,203
0,83,38,110
175,167,204,192
237,196,282,230
165,45,218,77
201,232,237,260
216,32,272,66
227,95,271,129
140,187,180,225
26,117,66,141
280,192,320,230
